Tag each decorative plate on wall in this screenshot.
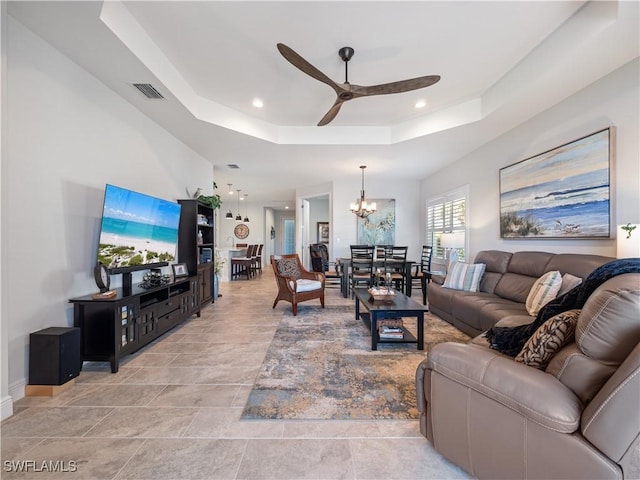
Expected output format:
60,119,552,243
234,223,249,239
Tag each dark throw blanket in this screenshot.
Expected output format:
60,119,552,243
485,258,640,357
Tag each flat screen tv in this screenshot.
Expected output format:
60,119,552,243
96,184,182,274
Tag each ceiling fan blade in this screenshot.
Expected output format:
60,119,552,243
350,75,441,97
277,43,342,95
317,99,345,126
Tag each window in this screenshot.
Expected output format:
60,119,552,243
283,219,295,254
426,185,469,263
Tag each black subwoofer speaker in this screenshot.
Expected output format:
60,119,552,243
29,327,81,385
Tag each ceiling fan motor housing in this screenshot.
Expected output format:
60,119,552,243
339,47,354,62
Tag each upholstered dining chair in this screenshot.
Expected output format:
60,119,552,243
349,245,375,297
412,245,433,304
271,254,325,316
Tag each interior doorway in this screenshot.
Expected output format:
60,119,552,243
299,194,330,270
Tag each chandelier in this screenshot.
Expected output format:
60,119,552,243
350,165,376,218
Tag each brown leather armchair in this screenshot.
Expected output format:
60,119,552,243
271,254,325,316
416,273,640,479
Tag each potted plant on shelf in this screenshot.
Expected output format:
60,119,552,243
196,182,222,210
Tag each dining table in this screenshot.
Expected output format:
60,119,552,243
337,257,416,298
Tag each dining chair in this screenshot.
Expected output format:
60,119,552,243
412,245,433,304
349,245,375,297
380,246,408,292
231,244,256,280
309,243,341,287
252,244,264,276
375,245,393,260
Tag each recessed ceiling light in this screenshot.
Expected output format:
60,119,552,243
252,98,264,108
415,100,427,109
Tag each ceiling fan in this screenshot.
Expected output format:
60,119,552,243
277,43,441,126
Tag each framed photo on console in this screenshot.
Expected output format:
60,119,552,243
499,127,614,239
172,263,188,277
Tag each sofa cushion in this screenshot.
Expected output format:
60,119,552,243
493,251,555,303
515,309,580,369
558,273,582,297
545,253,614,279
474,250,512,293
508,251,555,277
494,273,538,303
451,294,528,333
525,270,562,316
443,262,486,292
576,273,640,364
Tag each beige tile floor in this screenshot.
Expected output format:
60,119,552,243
1,268,472,480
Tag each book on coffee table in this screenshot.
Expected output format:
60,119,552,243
379,325,404,339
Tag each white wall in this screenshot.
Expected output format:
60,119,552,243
216,201,263,248
421,59,640,261
3,17,213,409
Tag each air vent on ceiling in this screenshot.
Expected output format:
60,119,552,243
227,164,240,169
132,83,165,99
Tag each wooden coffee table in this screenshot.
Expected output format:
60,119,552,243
353,287,427,350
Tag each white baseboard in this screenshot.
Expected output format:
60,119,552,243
8,377,26,402
1,395,13,420
2,378,26,419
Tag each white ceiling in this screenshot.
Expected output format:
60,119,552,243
8,1,639,207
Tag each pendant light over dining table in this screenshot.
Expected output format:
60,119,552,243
350,165,376,218
243,193,250,223
225,183,233,219
235,189,242,222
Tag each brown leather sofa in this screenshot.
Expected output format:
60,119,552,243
428,250,613,337
416,272,640,479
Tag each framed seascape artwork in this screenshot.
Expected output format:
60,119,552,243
357,199,396,245
317,222,329,244
500,127,614,239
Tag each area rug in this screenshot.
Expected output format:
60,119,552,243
241,305,470,420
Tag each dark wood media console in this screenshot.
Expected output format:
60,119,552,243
70,276,200,373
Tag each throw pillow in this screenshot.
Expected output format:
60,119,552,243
443,262,486,292
515,309,581,369
276,258,300,278
525,270,562,316
557,273,583,297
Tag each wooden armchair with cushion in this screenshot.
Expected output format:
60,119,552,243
271,254,325,316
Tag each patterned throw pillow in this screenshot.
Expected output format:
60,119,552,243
525,270,562,316
443,262,486,292
515,309,581,369
276,258,300,278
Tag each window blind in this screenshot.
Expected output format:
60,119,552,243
426,186,468,262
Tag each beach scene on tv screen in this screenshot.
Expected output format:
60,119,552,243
97,186,181,269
